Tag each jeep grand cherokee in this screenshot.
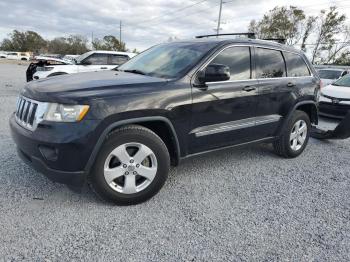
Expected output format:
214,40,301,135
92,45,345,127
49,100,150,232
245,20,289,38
10,38,320,205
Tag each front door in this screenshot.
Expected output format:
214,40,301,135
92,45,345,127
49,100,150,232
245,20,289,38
189,46,258,154
78,53,110,73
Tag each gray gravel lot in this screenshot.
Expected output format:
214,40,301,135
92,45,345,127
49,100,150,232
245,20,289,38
0,62,349,261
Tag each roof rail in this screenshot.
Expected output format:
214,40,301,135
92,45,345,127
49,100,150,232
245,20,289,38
262,38,286,44
196,33,256,39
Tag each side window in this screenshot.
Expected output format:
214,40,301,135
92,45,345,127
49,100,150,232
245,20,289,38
209,46,251,80
283,52,310,77
109,54,129,65
256,48,286,78
83,53,108,65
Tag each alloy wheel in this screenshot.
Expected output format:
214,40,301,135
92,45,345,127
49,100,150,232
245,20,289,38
103,142,158,194
290,120,308,151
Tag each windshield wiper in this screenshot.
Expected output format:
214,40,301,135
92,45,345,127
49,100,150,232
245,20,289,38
123,69,147,75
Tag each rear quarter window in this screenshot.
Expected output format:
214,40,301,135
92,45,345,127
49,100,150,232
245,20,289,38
256,48,286,78
283,52,310,77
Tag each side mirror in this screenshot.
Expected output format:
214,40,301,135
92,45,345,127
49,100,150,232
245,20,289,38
198,64,230,83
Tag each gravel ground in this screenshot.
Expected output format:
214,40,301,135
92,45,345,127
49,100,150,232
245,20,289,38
0,63,349,261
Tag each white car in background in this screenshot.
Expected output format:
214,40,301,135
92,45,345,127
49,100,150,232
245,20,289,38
32,50,136,80
319,74,350,119
5,52,31,61
317,68,348,87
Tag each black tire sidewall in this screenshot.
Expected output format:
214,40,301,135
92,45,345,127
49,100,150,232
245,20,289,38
284,111,311,157
90,127,170,205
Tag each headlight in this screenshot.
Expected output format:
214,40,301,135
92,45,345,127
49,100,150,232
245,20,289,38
44,103,90,122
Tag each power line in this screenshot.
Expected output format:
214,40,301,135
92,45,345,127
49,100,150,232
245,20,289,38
137,0,208,24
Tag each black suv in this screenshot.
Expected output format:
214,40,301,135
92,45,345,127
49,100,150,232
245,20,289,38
10,38,320,205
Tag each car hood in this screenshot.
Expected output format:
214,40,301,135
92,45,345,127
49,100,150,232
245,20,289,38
22,70,169,104
35,56,73,65
322,84,350,99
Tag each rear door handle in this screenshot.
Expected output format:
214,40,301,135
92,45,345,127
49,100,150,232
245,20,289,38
242,86,256,92
287,82,296,87
100,67,107,69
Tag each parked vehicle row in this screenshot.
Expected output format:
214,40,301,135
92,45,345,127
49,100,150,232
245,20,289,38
26,50,136,81
10,37,321,205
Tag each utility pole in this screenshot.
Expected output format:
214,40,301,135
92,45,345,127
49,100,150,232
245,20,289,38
119,20,122,44
216,0,223,37
91,32,94,50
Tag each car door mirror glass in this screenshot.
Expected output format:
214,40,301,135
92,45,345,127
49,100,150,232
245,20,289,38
199,64,230,83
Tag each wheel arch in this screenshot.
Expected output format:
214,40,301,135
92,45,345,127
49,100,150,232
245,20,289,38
85,116,181,174
47,72,68,77
277,100,318,137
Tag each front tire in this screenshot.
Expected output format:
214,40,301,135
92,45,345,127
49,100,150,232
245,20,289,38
273,110,311,158
90,125,170,205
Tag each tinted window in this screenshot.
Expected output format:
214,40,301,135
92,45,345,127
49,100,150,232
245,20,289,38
110,54,129,65
209,47,251,80
284,52,310,77
83,53,108,65
317,69,342,80
256,48,286,78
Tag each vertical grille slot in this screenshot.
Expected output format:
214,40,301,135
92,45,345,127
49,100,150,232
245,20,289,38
15,96,39,130
28,103,37,125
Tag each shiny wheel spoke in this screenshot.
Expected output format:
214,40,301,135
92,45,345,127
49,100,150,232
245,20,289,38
133,144,152,164
299,123,307,133
291,138,298,150
123,175,137,194
290,131,298,140
137,166,157,181
104,166,125,184
111,144,130,164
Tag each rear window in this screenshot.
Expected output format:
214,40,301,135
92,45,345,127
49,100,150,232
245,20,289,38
283,52,310,77
318,70,342,80
109,54,129,65
256,48,286,78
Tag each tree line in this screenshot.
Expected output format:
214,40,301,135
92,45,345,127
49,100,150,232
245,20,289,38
0,30,133,55
248,6,350,65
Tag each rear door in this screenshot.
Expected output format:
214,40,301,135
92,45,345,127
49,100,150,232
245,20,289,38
189,45,259,153
108,54,129,69
253,47,291,140
78,53,110,72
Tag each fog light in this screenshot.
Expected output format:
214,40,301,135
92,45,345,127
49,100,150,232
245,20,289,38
39,145,58,161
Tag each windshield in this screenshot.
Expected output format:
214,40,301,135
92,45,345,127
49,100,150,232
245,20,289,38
318,69,342,80
118,42,217,79
333,74,350,87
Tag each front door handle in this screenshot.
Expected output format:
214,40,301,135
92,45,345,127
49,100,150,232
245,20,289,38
242,86,256,92
287,82,296,87
100,67,107,69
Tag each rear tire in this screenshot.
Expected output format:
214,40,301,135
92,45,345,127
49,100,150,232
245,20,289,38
273,110,310,158
89,125,170,205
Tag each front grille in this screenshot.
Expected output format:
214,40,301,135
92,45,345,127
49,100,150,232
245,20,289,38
319,102,350,118
15,96,45,130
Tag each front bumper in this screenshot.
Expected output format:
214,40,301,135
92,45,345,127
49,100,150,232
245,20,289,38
10,114,100,187
319,101,350,119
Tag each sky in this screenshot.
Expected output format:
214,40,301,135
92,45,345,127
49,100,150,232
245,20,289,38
0,0,349,52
